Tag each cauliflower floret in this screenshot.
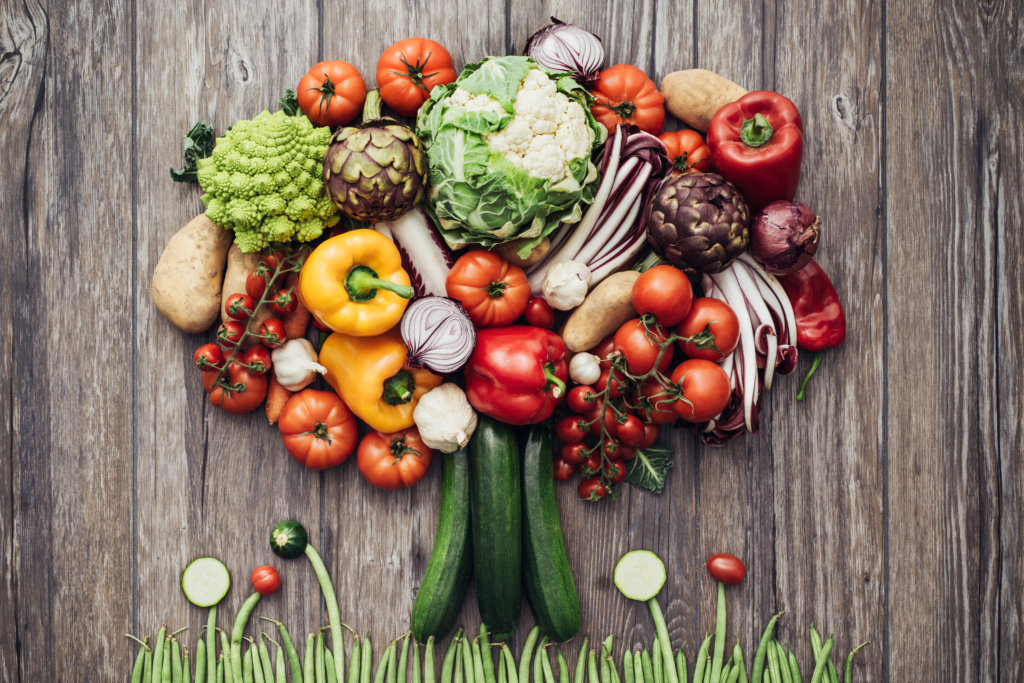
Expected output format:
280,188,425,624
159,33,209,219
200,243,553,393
447,87,506,114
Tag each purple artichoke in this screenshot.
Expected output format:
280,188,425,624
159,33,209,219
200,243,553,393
645,172,750,274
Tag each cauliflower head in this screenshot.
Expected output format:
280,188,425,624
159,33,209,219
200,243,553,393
198,110,340,253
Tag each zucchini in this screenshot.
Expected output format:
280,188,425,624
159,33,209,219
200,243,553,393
469,415,522,640
521,424,580,642
269,520,308,559
182,557,231,607
411,448,474,641
614,550,666,601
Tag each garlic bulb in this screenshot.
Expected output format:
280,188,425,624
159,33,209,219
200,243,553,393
569,352,601,385
413,383,478,453
542,260,592,310
271,339,327,391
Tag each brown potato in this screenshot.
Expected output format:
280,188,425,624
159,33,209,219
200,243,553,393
221,245,274,346
661,69,748,132
494,237,551,268
151,214,233,334
561,271,640,353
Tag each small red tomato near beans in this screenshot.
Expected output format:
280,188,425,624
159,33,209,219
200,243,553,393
524,296,555,329
578,477,609,501
567,386,598,414
706,553,745,585
194,343,224,371
552,456,576,481
251,565,281,595
243,345,272,374
676,298,740,361
616,415,646,447
224,293,256,321
555,416,588,444
614,319,673,375
640,423,660,448
269,287,298,316
603,458,628,484
631,265,694,327
259,318,288,349
217,320,247,347
670,359,731,423
560,442,589,465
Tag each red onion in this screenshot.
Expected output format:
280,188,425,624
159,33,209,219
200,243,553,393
524,17,604,88
400,297,476,374
750,200,821,276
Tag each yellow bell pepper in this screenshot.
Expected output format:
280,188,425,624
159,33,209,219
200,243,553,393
299,229,413,336
319,327,442,433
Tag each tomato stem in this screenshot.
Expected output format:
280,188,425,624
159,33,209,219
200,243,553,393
486,280,509,298
390,51,441,94
609,100,637,121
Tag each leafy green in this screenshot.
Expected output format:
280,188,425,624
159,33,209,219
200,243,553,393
279,89,301,116
169,120,215,184
624,440,674,494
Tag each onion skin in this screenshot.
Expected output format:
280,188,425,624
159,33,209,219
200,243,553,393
400,297,476,374
750,200,821,276
524,17,605,88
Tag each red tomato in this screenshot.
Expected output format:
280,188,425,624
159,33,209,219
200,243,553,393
635,378,678,424
194,343,224,371
552,456,576,481
592,334,618,370
580,453,603,475
589,64,666,135
203,362,269,415
217,320,246,347
376,38,457,117
584,399,619,437
578,477,609,501
279,389,358,468
670,359,731,422
555,416,588,444
560,442,589,465
601,437,624,459
246,264,274,300
603,458,628,484
640,423,660,448
250,566,281,596
616,415,646,448
594,368,627,399
567,385,598,414
706,553,746,585
260,249,289,271
619,445,636,461
311,316,331,332
614,319,673,375
259,318,287,349
269,287,298,316
357,428,434,490
445,251,530,327
296,61,366,127
658,130,713,174
225,293,256,321
676,298,740,361
632,265,694,327
524,296,555,329
243,345,272,375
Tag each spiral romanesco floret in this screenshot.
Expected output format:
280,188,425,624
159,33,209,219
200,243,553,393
198,110,339,252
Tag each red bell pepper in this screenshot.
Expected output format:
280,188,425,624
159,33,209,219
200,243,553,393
464,326,568,425
706,91,804,214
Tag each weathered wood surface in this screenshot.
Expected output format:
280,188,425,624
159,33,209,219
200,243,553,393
1,0,1021,681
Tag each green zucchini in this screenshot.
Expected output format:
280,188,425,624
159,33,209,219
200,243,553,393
410,448,474,641
269,520,308,559
469,415,522,641
521,424,580,642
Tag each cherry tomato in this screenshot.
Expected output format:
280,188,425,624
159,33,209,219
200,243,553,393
194,343,224,371
311,316,331,332
243,345,272,375
594,368,627,399
632,265,694,327
634,378,678,424
584,400,619,437
260,249,289,271
601,437,624,459
555,416,588,444
658,129,713,174
259,318,287,349
567,385,598,414
246,264,274,300
589,64,666,135
676,298,740,361
269,287,298,316
616,415,646,448
376,38,457,117
614,319,673,375
603,458,628,484
580,453,603,476
560,442,589,465
640,423,660,448
552,456,576,481
592,334,618,370
225,293,256,321
578,477,609,501
445,250,530,327
357,428,434,490
619,445,636,461
217,320,247,347
203,362,269,415
296,61,366,127
524,296,555,329
250,566,281,596
706,553,746,585
670,359,731,423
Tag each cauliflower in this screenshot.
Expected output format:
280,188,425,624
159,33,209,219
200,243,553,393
198,110,340,253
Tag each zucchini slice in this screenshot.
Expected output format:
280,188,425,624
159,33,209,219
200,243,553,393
182,557,231,607
614,550,666,601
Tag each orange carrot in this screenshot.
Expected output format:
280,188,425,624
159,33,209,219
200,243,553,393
282,274,311,340
265,374,293,425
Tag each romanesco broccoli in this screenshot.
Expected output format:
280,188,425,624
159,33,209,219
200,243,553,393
198,109,339,252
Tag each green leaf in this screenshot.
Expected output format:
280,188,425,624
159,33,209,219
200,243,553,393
170,120,215,184
457,56,533,112
624,441,674,494
278,89,301,116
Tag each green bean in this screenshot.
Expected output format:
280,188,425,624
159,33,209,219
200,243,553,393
558,650,569,683
675,648,686,683
751,613,782,683
164,639,173,683
145,645,155,683
785,649,799,683
764,642,779,683
185,646,194,683
362,635,374,683
587,651,599,683
472,639,487,683
464,635,480,683
217,656,224,683
254,642,267,683
304,545,346,683
692,637,711,683
726,668,740,683
454,640,465,683
540,647,556,683
842,644,867,683
520,627,541,683
206,609,218,683
502,644,519,683
601,637,614,683
700,659,711,683
709,583,727,683
608,653,621,683
399,636,412,683
730,644,745,683
825,660,837,683
131,637,149,683
719,662,730,683
641,647,653,683
631,651,642,683
379,644,397,683
173,640,184,683
232,594,263,683
276,644,287,683
498,655,507,683
152,626,168,683
387,642,399,683
317,632,328,683
196,639,208,683
573,635,590,683
350,636,362,683
414,640,422,683
773,644,790,683
244,645,255,683
328,648,340,683
651,640,661,683
222,631,237,683
479,627,496,683
441,632,461,683
261,619,303,683
809,638,832,683
532,638,549,683
259,636,276,683
623,650,634,683
425,639,437,683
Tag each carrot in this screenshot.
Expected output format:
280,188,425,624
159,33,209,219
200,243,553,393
282,275,311,340
265,374,293,425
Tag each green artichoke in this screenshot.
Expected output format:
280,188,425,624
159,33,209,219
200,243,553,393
646,172,750,274
323,89,428,222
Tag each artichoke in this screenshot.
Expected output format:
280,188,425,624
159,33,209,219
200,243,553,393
646,172,750,274
323,89,428,222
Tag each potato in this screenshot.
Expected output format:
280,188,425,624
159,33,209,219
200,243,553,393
221,245,274,347
661,69,748,132
562,271,641,353
494,236,550,268
151,214,233,334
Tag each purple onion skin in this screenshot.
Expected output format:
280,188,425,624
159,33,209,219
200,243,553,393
523,17,604,88
750,200,821,276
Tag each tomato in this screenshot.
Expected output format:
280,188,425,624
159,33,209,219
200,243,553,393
658,130,713,174
259,318,287,349
246,264,275,300
296,61,366,127
279,389,358,468
194,343,224,371
225,293,256,321
589,64,666,135
619,445,636,461
580,453,603,475
640,423,660,448
634,378,678,424
676,298,740,361
203,362,268,415
357,428,434,490
269,287,298,316
524,296,555,329
601,437,624,459
567,386,598,414
445,251,530,327
376,38,457,117
591,334,618,370
260,249,289,271
706,553,746,585
603,458,628,484
555,416,588,444
243,345,272,375
632,265,694,327
311,316,331,332
560,442,589,465
217,320,247,348
616,415,646,448
250,566,281,596
594,368,627,399
614,319,673,375
552,456,576,481
670,359,731,423
578,477,609,501
584,400,619,437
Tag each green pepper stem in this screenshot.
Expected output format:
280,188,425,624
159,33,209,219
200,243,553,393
739,113,774,148
346,265,414,302
796,350,824,402
383,370,415,406
543,363,565,399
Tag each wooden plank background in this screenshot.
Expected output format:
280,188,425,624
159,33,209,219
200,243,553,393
0,0,1021,680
